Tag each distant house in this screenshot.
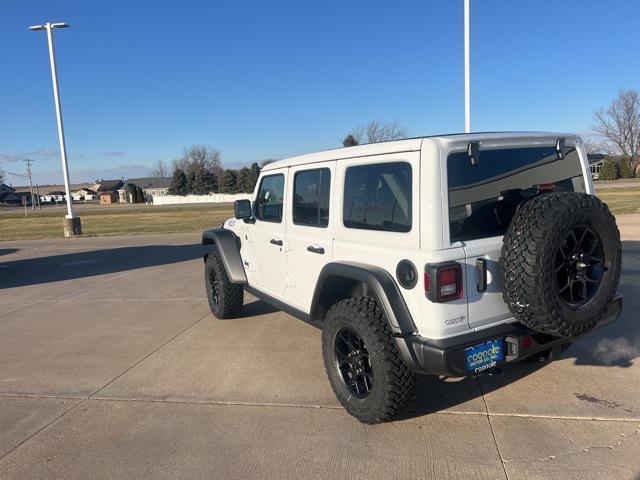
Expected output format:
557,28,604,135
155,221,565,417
588,154,623,180
42,191,66,203
71,187,98,201
0,184,21,204
93,179,123,205
122,177,171,203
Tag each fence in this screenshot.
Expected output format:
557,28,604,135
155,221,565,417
151,193,252,206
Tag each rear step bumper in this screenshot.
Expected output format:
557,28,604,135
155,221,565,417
396,293,623,377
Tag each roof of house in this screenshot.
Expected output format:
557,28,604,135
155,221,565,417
73,187,97,194
126,177,171,189
0,183,15,192
43,191,66,196
94,180,124,192
12,183,93,195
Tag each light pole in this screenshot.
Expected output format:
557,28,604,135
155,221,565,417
29,22,81,237
464,0,471,133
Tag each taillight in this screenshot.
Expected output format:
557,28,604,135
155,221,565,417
425,262,464,302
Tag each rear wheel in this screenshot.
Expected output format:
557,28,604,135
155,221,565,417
322,296,416,424
205,251,243,319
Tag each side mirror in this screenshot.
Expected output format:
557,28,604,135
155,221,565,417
234,199,252,220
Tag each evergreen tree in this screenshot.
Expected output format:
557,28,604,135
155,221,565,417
600,158,619,181
136,185,145,203
620,157,634,178
168,168,188,195
237,167,249,193
246,162,261,193
343,134,358,147
219,169,238,193
127,183,138,202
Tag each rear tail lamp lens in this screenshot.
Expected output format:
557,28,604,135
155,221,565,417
425,262,464,303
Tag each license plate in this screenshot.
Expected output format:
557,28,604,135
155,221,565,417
465,339,504,373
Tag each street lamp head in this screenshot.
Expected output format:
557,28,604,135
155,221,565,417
28,22,70,31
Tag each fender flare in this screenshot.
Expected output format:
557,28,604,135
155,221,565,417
310,262,416,335
202,228,247,284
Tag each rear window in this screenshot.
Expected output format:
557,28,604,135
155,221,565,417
447,146,586,243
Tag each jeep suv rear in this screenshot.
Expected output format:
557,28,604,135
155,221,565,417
202,132,622,423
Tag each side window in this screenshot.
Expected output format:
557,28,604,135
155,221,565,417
293,168,331,227
343,162,412,232
256,174,284,222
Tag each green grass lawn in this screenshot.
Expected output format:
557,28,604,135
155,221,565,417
0,204,233,241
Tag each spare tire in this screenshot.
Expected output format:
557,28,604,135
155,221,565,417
500,192,621,339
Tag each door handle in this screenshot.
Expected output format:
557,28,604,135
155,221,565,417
270,239,283,246
307,246,325,254
476,258,487,293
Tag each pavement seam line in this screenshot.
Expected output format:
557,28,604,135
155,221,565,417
3,393,639,423
86,312,210,399
477,378,510,480
0,397,88,463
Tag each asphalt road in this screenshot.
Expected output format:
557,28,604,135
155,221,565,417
1,223,639,480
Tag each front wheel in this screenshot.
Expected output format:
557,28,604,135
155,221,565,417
321,296,416,424
204,251,244,319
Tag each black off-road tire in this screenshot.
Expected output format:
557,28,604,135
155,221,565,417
204,251,244,319
322,296,416,424
501,192,621,339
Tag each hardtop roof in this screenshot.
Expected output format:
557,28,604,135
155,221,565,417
261,131,576,171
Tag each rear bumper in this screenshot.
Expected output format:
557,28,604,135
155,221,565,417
397,293,623,377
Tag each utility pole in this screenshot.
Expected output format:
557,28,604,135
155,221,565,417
464,0,471,133
23,159,35,210
36,184,41,210
29,22,82,236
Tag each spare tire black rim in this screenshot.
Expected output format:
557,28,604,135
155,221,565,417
555,225,606,307
335,327,373,398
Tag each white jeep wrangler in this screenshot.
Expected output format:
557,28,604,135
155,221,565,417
202,132,622,424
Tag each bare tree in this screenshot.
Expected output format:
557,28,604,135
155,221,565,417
0,167,5,184
593,89,640,171
150,160,169,178
580,134,606,155
345,120,408,145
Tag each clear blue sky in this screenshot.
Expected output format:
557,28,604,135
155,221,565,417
1,0,638,184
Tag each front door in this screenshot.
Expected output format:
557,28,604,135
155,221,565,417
249,169,287,297
285,162,335,311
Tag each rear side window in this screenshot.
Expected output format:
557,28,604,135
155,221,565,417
447,146,586,243
256,174,284,222
343,162,412,232
293,168,331,227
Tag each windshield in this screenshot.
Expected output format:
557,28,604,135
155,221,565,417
447,145,586,243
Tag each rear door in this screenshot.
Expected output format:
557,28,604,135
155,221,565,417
284,162,335,311
445,140,587,329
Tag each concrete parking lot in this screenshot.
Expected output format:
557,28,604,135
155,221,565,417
1,218,640,480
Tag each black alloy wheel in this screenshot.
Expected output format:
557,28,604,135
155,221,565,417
555,225,606,307
334,327,373,398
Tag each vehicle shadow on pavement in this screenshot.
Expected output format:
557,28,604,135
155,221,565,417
0,248,18,257
402,362,545,418
0,244,206,289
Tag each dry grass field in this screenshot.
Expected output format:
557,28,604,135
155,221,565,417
0,187,637,241
0,203,233,241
